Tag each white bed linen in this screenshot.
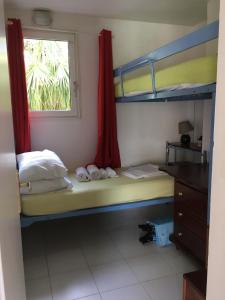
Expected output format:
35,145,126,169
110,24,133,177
20,177,73,195
17,150,67,182
121,163,166,179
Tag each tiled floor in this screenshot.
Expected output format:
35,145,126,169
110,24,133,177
22,209,199,300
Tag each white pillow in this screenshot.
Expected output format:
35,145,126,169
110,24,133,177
17,150,68,182
20,177,73,195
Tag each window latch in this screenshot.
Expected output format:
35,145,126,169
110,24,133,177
73,81,78,97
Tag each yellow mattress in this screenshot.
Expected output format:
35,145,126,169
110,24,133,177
115,55,217,97
21,173,174,216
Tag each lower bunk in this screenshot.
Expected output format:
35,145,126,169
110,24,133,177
20,172,174,228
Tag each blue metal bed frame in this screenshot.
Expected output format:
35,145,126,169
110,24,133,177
21,21,218,228
114,21,218,103
20,196,173,228
114,21,219,226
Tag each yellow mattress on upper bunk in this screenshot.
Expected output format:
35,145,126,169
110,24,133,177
21,172,174,216
115,55,217,97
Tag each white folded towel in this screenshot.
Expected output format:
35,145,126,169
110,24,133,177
121,163,166,179
99,168,108,179
75,167,90,182
87,165,101,180
106,167,118,178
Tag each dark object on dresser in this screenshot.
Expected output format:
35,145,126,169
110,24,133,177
180,134,191,146
183,269,207,300
159,163,208,264
178,120,194,146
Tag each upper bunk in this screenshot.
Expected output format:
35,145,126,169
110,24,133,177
114,21,219,103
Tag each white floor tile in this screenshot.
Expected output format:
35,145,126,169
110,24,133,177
91,260,138,292
22,228,45,260
168,253,199,274
45,230,81,253
142,274,182,300
79,232,113,247
47,247,87,275
109,225,140,242
80,295,102,300
23,216,198,300
101,284,151,300
156,244,181,259
110,227,158,259
117,239,157,259
22,226,43,246
127,253,175,282
82,241,122,266
50,267,98,300
24,255,48,280
26,277,52,300
23,244,45,261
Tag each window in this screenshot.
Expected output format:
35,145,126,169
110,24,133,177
23,29,79,117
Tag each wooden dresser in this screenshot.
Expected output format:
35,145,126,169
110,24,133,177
160,163,208,264
183,270,207,300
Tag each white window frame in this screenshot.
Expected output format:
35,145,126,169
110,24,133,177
23,28,80,118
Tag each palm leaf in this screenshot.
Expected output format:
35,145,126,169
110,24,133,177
24,39,71,111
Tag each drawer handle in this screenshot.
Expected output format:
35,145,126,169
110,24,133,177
178,232,183,237
178,212,183,217
178,192,183,196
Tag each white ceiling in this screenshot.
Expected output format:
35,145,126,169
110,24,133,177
5,0,207,25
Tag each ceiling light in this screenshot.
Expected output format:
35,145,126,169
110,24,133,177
32,9,52,26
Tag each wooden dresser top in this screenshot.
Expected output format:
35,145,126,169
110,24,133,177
159,163,209,194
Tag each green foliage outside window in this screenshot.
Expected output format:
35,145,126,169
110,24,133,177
24,39,71,111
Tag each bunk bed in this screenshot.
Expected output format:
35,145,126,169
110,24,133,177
20,21,218,228
114,21,218,103
114,20,218,226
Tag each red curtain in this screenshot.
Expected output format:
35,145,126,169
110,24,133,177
7,18,31,154
94,29,121,168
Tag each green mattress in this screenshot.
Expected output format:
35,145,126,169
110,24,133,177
115,56,217,97
21,173,174,216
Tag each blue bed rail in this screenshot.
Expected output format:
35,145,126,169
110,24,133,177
114,21,219,103
20,196,173,228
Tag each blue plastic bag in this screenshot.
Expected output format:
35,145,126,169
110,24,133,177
147,217,174,247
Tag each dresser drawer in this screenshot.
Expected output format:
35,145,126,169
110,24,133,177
175,203,207,239
183,270,207,300
174,223,206,262
175,181,207,220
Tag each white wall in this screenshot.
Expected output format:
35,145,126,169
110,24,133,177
207,0,220,54
0,2,26,299
206,1,225,298
5,7,205,169
97,18,206,69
